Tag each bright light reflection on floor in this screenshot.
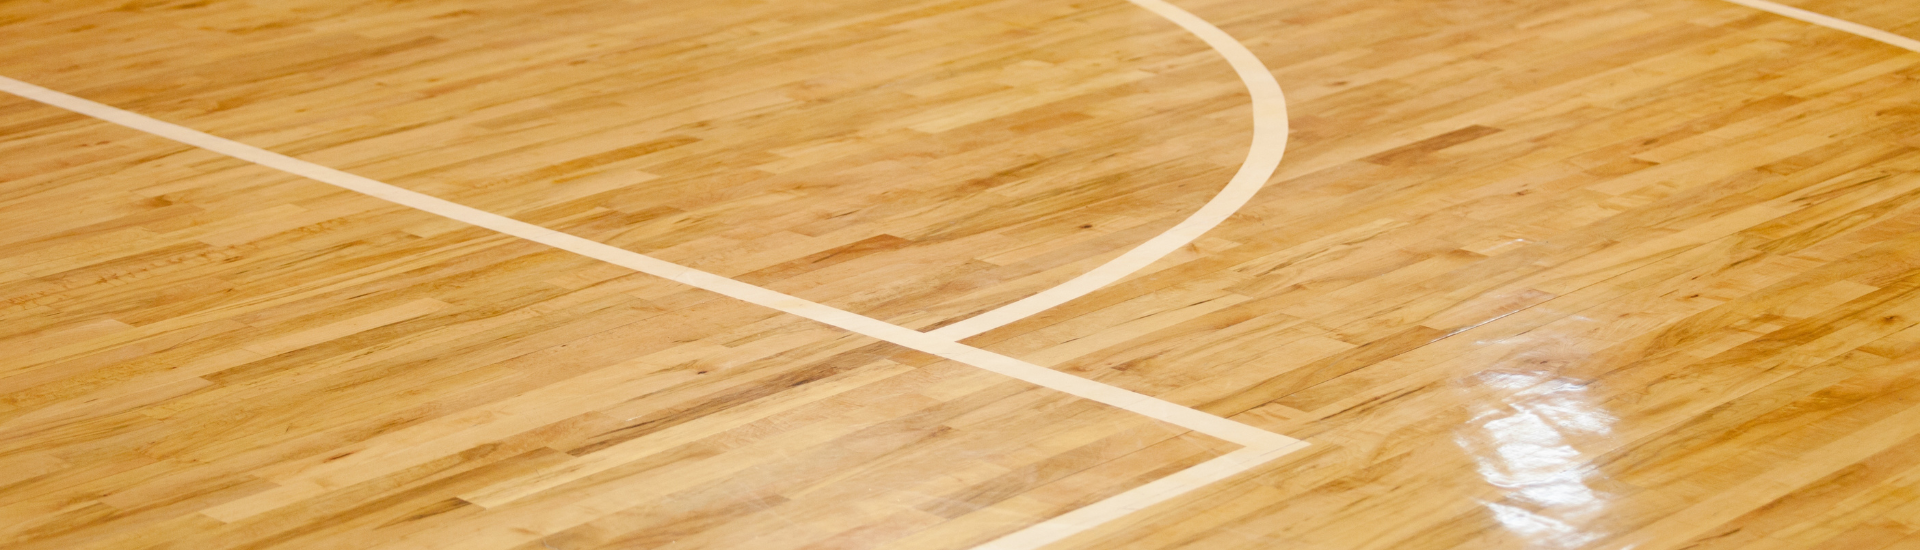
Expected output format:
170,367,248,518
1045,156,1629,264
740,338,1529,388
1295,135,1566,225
1455,370,1618,548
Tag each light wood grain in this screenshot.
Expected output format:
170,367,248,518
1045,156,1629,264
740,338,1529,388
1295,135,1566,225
5,0,1920,548
0,99,1233,549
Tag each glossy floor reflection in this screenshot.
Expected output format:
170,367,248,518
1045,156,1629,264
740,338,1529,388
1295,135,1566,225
1457,368,1616,549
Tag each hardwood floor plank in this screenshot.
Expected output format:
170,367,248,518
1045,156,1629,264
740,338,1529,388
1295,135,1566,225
5,0,1920,547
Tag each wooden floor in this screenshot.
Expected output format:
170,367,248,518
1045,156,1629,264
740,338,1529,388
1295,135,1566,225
2,0,1919,548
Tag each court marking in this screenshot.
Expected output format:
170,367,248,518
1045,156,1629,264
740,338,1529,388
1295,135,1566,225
943,0,1920,343
1718,0,1920,53
5,0,1906,547
0,74,1306,549
929,0,1291,341
974,445,1292,550
0,0,1314,546
0,77,1302,448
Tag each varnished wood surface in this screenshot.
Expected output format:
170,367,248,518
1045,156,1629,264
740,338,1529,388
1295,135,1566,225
4,0,1920,548
0,97,1232,550
995,0,1920,547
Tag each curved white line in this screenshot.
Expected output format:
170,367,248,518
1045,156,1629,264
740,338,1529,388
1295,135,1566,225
974,3,1920,548
0,6,1307,547
1718,0,1920,53
928,0,1289,341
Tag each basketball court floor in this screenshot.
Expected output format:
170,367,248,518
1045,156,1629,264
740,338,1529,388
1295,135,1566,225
1,0,1918,548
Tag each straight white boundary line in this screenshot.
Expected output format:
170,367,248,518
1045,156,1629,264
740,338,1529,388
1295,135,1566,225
1717,0,1920,53
0,77,1299,449
928,0,1290,341
0,0,1318,544
0,74,1304,549
973,443,1303,550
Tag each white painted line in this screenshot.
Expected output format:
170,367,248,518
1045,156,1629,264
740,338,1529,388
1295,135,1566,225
929,0,1290,341
974,442,1306,550
1717,0,1920,53
0,75,1301,452
0,1,1316,544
